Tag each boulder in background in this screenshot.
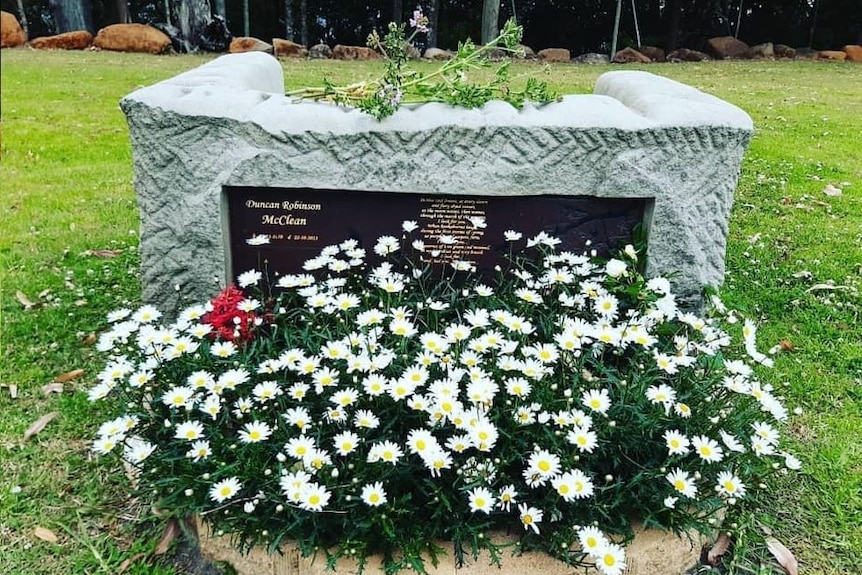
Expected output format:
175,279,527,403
423,47,452,60
637,45,666,62
273,38,306,58
750,42,774,59
774,44,796,58
93,23,171,54
308,43,332,59
817,50,847,61
1,10,26,48
705,36,751,59
537,48,570,63
843,45,862,62
667,48,711,62
573,52,611,64
613,46,651,63
229,37,273,54
30,30,92,50
332,44,381,60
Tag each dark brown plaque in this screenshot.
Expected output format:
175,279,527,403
225,187,648,282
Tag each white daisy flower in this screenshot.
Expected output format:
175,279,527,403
209,476,241,503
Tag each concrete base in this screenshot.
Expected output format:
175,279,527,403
197,520,707,575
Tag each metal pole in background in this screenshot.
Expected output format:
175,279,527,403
631,0,641,46
610,0,622,59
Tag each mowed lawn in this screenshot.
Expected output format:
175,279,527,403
1,49,860,574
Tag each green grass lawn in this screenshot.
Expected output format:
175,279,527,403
1,49,860,574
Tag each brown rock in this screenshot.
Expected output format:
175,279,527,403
93,23,171,54
774,44,796,58
613,46,651,64
423,47,452,60
667,48,710,62
705,36,751,59
229,37,273,54
750,42,774,59
817,50,847,61
843,44,862,62
637,45,666,62
30,30,93,50
273,38,306,58
1,10,26,48
537,48,570,63
332,44,381,60
308,43,331,59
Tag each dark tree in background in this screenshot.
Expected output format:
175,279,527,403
48,0,93,32
1,0,859,52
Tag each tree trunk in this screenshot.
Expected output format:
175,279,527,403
299,0,308,46
426,0,439,48
213,0,226,19
174,0,211,51
481,0,499,45
15,0,29,38
48,0,94,33
115,0,130,23
284,0,294,41
665,0,682,51
242,0,249,37
392,0,402,28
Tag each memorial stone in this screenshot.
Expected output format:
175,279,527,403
120,52,752,315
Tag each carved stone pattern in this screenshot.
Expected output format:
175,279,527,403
123,97,748,315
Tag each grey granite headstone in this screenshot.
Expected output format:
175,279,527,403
120,52,752,314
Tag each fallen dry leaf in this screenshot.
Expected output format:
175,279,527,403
81,332,97,346
54,369,84,383
23,412,59,440
766,537,799,575
87,249,123,258
706,532,732,565
74,299,88,307
791,270,812,280
38,288,52,298
154,518,180,555
34,526,59,543
119,552,147,573
822,184,842,197
1,383,19,399
41,383,64,395
807,283,848,293
747,232,762,244
779,339,796,352
16,290,36,309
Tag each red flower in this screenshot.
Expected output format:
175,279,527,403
202,285,257,343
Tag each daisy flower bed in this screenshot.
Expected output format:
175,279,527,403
89,222,800,575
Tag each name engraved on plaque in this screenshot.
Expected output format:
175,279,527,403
225,187,649,284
